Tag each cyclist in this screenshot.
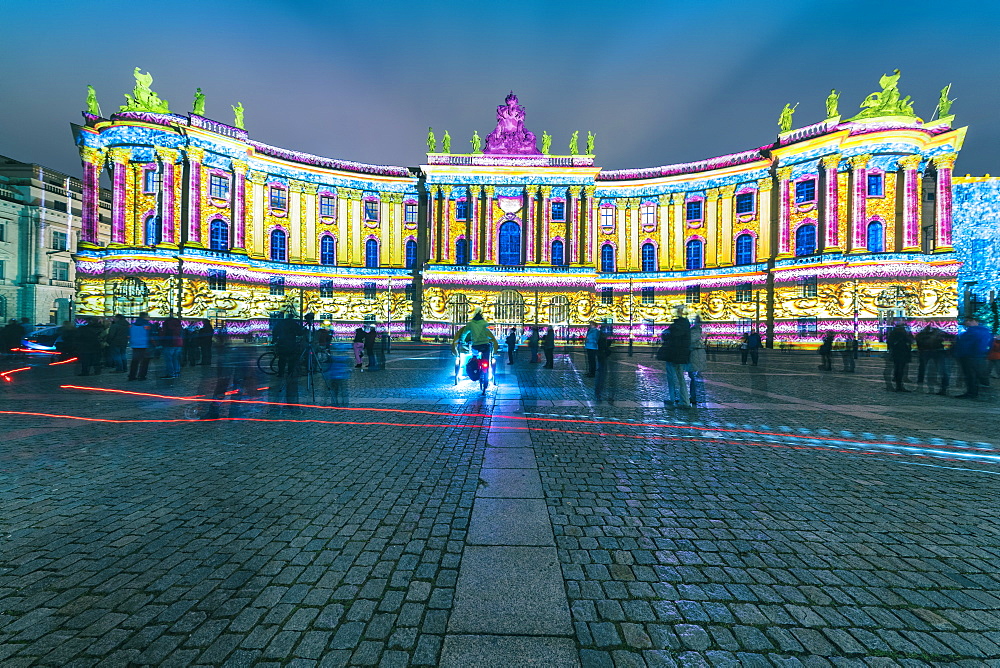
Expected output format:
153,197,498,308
451,308,500,380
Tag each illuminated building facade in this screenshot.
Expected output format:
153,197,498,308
72,73,976,342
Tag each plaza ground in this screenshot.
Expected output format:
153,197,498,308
1,344,999,667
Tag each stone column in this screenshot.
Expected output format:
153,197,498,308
483,186,495,264
756,177,774,260
469,186,482,264
345,188,361,265
79,146,104,246
624,198,639,270
848,154,871,251
428,185,439,263
718,185,736,267
567,186,580,265
657,194,670,270
539,186,552,263
288,181,303,262
525,186,537,264
583,186,596,266
185,146,206,247
301,183,318,263
247,170,266,258
704,189,720,268
231,159,248,253
776,166,793,257
933,153,956,251
896,155,922,251
820,154,841,252
613,200,626,270
156,148,179,246
108,147,131,246
440,186,453,263
670,194,684,270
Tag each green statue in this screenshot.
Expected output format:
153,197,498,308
471,130,482,154
120,67,170,114
586,131,595,155
541,131,551,155
778,103,798,132
442,130,451,154
193,88,206,115
569,130,579,156
232,102,245,129
825,89,840,119
934,84,954,119
851,69,917,120
427,127,436,153
86,85,101,116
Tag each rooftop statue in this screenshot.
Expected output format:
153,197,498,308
484,92,540,155
851,69,917,120
541,131,551,155
825,89,840,119
86,85,101,116
442,130,451,154
426,127,436,153
232,102,245,129
586,131,595,155
120,67,170,114
778,103,797,133
193,88,206,116
934,84,955,119
569,130,579,156
471,130,482,154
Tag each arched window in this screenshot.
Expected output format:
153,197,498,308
144,215,162,246
270,229,287,262
365,238,379,268
601,244,615,273
795,224,817,257
867,221,884,253
735,234,754,265
641,243,656,272
209,219,229,252
455,238,468,265
496,290,525,324
549,295,570,323
320,235,336,265
551,240,564,267
498,221,521,266
685,239,703,270
404,239,417,269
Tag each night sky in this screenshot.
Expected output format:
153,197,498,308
2,0,998,178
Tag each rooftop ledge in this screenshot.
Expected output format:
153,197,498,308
426,153,594,168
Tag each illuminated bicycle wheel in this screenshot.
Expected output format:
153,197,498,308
257,351,278,375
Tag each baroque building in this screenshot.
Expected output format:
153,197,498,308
71,72,979,342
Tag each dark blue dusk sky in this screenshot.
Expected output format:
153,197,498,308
2,0,998,178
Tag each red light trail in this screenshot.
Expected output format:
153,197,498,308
1,367,31,382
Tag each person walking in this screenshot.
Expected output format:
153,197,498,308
182,323,200,366
323,341,352,407
505,328,518,365
527,327,540,364
196,319,214,365
160,314,183,379
584,321,599,377
75,316,106,376
953,317,992,399
924,327,950,395
542,326,555,369
127,312,153,381
841,333,857,373
106,314,129,372
352,326,365,368
273,316,304,378
663,309,692,407
886,323,914,392
741,329,762,366
594,325,613,402
363,325,377,369
818,331,835,371
915,325,935,385
687,317,707,406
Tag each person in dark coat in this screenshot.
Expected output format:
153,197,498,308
75,317,106,376
741,330,762,366
505,328,518,365
527,327,540,363
886,323,914,392
953,317,992,399
352,326,366,368
363,325,377,369
594,326,613,402
542,326,555,369
664,310,692,407
106,314,130,372
818,332,835,371
197,319,214,365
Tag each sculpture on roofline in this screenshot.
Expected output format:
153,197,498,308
426,127,436,153
825,89,840,118
541,131,551,155
471,130,482,154
851,69,917,120
232,102,245,129
778,103,797,133
86,85,101,116
484,92,540,155
120,67,170,114
442,130,451,154
193,88,206,115
586,131,595,155
934,84,955,119
569,130,579,156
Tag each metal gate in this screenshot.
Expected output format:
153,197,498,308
448,293,469,337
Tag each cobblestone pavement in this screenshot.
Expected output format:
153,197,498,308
1,344,998,666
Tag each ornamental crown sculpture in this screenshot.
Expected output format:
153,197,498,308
484,92,541,155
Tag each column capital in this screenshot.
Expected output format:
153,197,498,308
613,198,626,210
289,180,306,194
539,185,553,197
820,154,842,170
429,184,441,196
756,177,774,192
776,166,793,181
469,185,483,198
440,185,453,197
567,185,582,197
932,152,957,169
897,154,922,171
301,182,319,195
247,170,267,185
343,188,362,200
483,185,495,198
186,146,206,163
231,159,249,175
79,146,105,166
705,188,720,200
848,153,872,170
583,185,596,198
108,146,131,164
625,197,640,208
719,185,737,199
156,147,179,163
669,193,682,205
657,194,670,206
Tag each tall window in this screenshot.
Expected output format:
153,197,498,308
455,238,468,265
319,195,336,217
685,200,703,222
551,240,565,267
641,203,656,227
365,239,379,268
405,239,417,269
269,276,285,296
319,279,334,298
209,219,229,251
601,244,615,273
320,234,336,265
270,229,287,261
269,186,287,210
145,215,162,246
52,231,68,251
795,179,817,204
498,221,521,265
795,224,817,256
735,192,755,215
641,243,656,272
52,261,69,282
143,169,161,194
735,234,754,265
685,239,703,270
455,200,468,220
364,200,379,222
867,173,884,197
405,203,418,223
867,221,884,252
600,205,615,228
208,269,226,291
209,174,229,199
551,201,565,221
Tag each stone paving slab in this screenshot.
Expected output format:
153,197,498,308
476,468,544,498
467,498,555,546
483,447,537,469
439,634,580,667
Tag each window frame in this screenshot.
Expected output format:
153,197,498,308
800,275,818,298
794,178,817,204
867,172,884,198
209,173,230,200
365,238,379,269
640,203,656,228
269,275,286,296
52,260,70,282
364,199,380,222
208,268,227,291
52,230,68,251
404,202,418,224
319,194,336,218
363,281,377,300
319,279,334,298
600,244,616,273
735,282,753,303
685,239,703,270
685,199,703,222
142,168,161,194
270,229,287,262
550,201,565,221
641,286,655,304
404,239,417,269
551,239,565,267
867,220,884,253
455,238,468,265
209,219,229,252
269,186,287,211
794,224,817,257
641,243,656,272
735,233,755,266
498,221,521,266
685,285,701,304
735,192,755,215
600,205,615,229
600,286,614,305
319,234,336,265
455,199,468,221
